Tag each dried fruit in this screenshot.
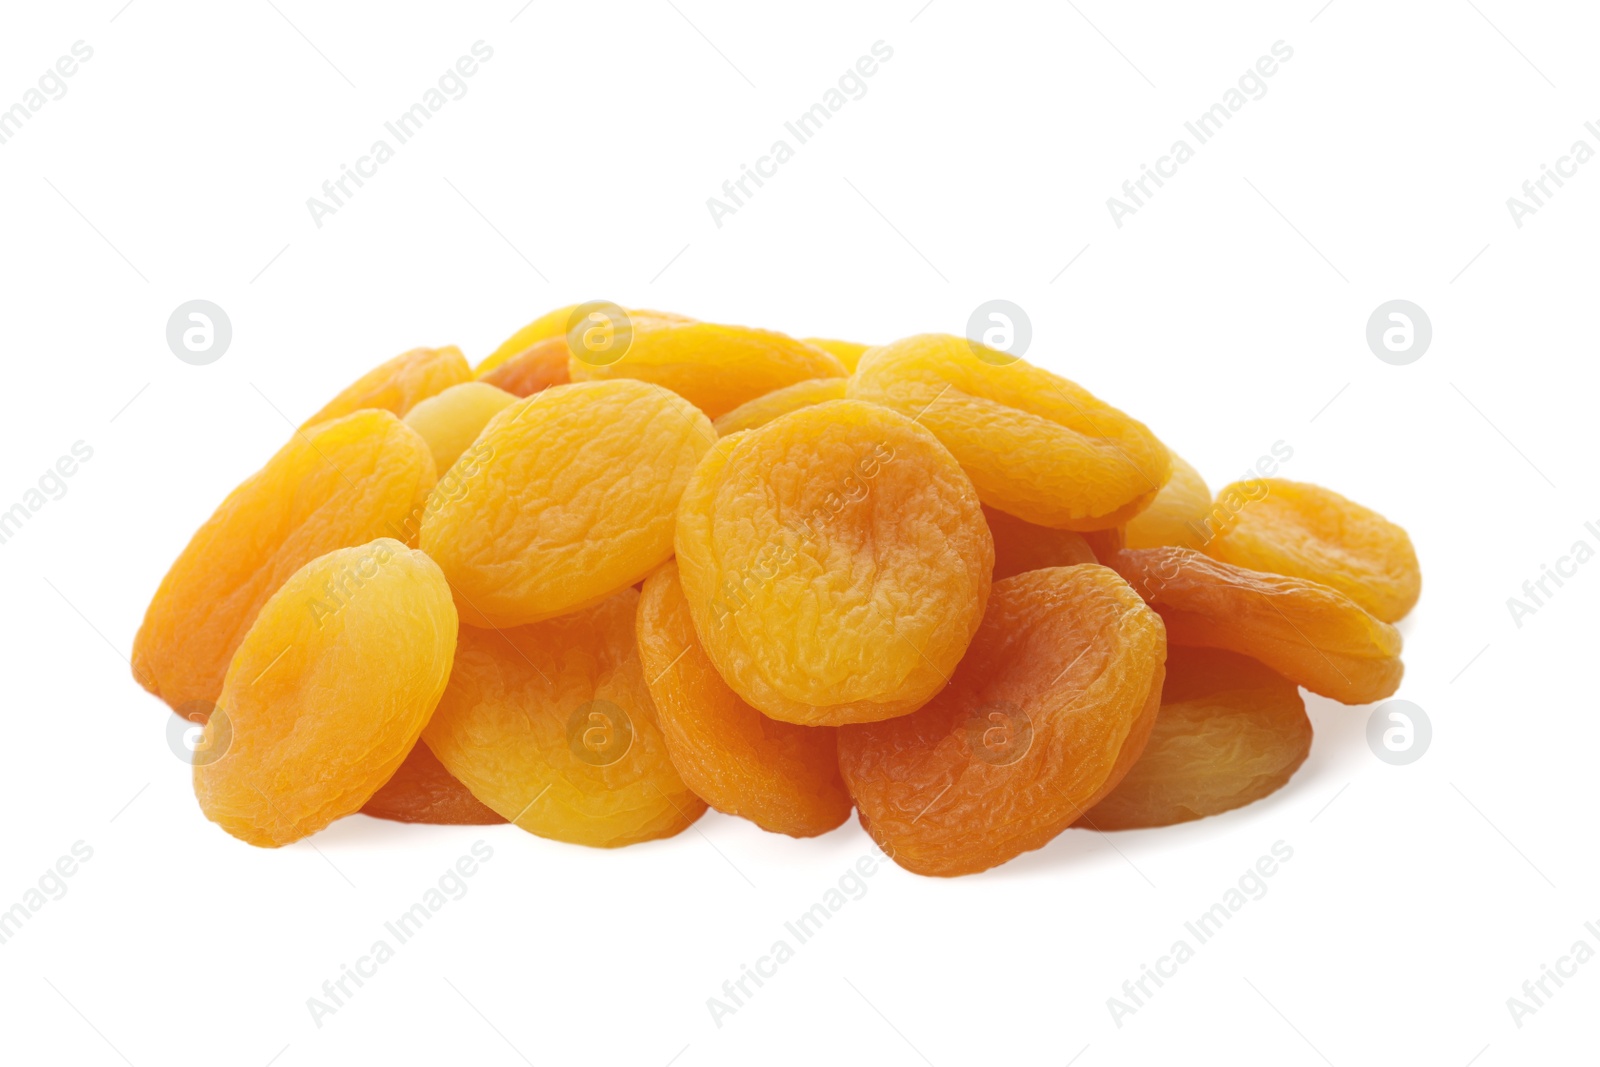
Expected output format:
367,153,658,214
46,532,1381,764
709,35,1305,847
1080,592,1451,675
477,305,692,375
422,587,705,847
362,743,505,825
1124,450,1211,550
402,381,517,473
637,561,852,837
802,338,872,371
304,346,471,427
836,565,1166,877
1082,648,1311,830
676,399,992,725
194,540,457,847
476,336,571,397
420,379,714,628
985,505,1097,581
570,321,847,419
1109,546,1403,704
848,334,1170,530
1201,479,1421,622
713,377,848,436
133,410,436,717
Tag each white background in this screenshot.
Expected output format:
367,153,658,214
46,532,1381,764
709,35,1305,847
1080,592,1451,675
1,1,1595,1064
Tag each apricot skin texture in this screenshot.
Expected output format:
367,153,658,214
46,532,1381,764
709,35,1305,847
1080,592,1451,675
304,346,471,427
361,743,505,825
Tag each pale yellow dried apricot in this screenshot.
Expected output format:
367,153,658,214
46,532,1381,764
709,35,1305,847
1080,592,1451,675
420,379,714,628
304,346,470,427
1110,546,1403,704
194,539,457,847
1082,648,1310,830
362,743,504,825
848,334,1170,530
676,399,992,726
133,410,436,717
1124,450,1211,549
837,565,1166,876
402,381,517,473
570,321,847,419
802,338,873,371
984,505,1097,581
712,377,848,436
422,587,706,847
637,561,851,837
1201,479,1421,622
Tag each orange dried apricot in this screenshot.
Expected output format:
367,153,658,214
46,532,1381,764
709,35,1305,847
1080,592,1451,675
713,377,848,436
1124,450,1211,549
836,565,1166,877
848,334,1170,530
362,743,505,825
476,336,571,397
637,561,852,837
570,321,847,419
194,539,457,847
304,346,471,427
803,338,872,371
1082,648,1311,830
402,381,517,473
1201,479,1421,622
1109,546,1403,704
420,379,714,628
133,410,436,717
984,505,1097,581
477,305,693,375
422,587,706,847
676,399,992,726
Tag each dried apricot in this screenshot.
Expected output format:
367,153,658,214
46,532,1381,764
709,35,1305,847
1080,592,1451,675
1109,546,1403,704
476,336,571,397
133,410,436,717
836,565,1166,877
304,346,471,427
477,305,692,375
570,321,847,419
713,377,848,436
1124,450,1211,549
362,743,504,825
402,381,517,473
194,539,457,847
422,587,706,847
1201,479,1421,622
803,338,872,371
984,505,1097,581
420,379,714,628
848,334,1170,530
637,561,852,837
1082,648,1310,830
676,399,992,726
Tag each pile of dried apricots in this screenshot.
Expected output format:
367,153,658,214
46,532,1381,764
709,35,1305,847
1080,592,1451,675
133,302,1420,877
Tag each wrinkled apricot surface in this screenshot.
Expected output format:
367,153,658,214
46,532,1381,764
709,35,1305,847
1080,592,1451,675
362,742,505,825
133,410,436,717
676,399,992,725
421,379,714,628
194,540,458,847
802,338,872,371
1110,546,1402,704
1125,450,1211,550
713,377,848,436
1083,648,1311,830
402,381,517,473
476,336,572,397
1202,479,1421,622
637,562,852,837
422,587,705,847
985,505,1097,581
305,346,471,427
477,306,692,375
837,565,1166,876
570,322,847,419
848,335,1170,530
